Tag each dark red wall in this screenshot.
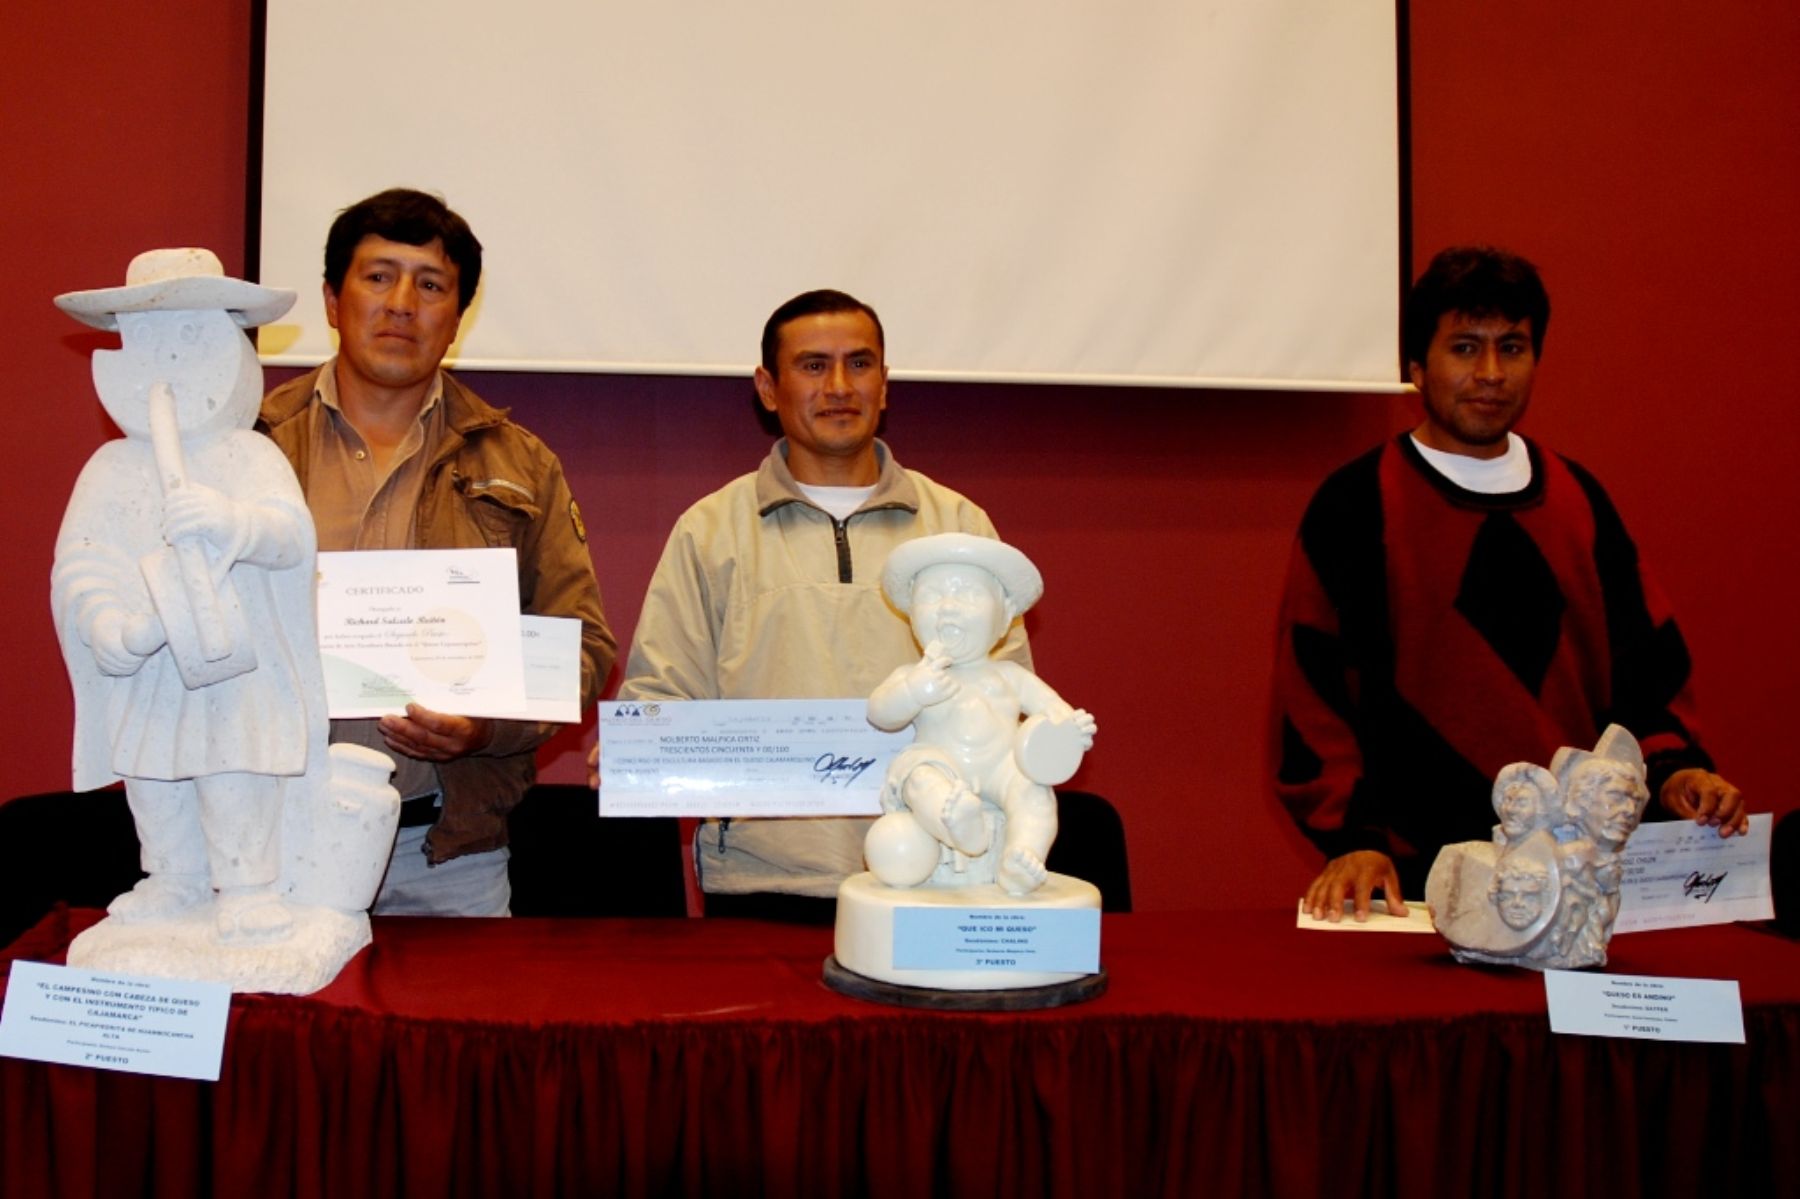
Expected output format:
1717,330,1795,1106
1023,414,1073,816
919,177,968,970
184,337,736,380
6,1,1795,912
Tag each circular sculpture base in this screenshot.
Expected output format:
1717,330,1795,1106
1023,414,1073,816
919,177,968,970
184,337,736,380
832,870,1103,992
823,955,1107,1010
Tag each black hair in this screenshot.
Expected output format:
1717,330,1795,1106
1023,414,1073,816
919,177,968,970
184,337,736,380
1403,246,1550,368
323,188,483,312
759,289,884,376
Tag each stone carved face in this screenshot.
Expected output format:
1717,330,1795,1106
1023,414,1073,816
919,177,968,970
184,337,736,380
908,562,1010,664
1493,763,1560,841
1490,859,1551,930
1568,760,1648,849
1499,783,1540,838
91,309,263,440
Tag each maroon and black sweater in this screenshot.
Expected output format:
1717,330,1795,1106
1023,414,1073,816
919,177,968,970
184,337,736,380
1272,435,1713,895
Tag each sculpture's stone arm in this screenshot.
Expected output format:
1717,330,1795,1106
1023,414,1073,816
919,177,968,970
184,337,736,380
867,662,926,732
231,495,311,571
162,485,309,574
999,661,1076,721
52,541,150,676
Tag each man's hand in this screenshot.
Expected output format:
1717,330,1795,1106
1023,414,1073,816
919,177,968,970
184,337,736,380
378,704,495,762
586,742,599,789
1660,768,1749,837
1303,850,1407,923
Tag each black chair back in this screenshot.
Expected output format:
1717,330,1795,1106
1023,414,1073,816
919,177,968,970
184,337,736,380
507,784,687,917
1046,789,1133,913
0,789,142,948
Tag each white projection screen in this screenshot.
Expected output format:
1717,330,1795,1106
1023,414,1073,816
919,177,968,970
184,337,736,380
258,1,1401,391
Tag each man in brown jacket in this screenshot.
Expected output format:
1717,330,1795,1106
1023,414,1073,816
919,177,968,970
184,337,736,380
261,188,613,915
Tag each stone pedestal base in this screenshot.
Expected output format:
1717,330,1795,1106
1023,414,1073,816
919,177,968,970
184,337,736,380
831,870,1102,995
67,904,371,995
823,955,1107,1010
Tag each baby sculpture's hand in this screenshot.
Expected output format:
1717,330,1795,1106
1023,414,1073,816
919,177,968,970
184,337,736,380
1070,708,1098,749
163,483,243,553
1041,700,1098,749
905,640,961,706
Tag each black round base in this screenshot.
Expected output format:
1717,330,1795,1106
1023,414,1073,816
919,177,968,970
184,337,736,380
822,955,1108,1011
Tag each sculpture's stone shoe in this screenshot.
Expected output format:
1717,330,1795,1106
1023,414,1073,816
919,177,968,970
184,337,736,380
108,874,209,923
214,891,296,944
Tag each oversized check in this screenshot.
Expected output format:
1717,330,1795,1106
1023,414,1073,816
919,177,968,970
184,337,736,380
316,549,527,718
598,699,912,816
1614,812,1773,933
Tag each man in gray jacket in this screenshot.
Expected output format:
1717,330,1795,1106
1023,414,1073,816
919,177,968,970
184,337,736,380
615,290,1027,917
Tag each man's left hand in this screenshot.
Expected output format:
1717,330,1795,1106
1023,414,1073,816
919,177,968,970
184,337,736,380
379,704,495,762
1660,768,1749,837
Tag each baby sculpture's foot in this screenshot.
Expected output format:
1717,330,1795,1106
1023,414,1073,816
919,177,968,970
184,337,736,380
940,784,990,856
997,848,1048,896
108,873,209,923
214,890,294,944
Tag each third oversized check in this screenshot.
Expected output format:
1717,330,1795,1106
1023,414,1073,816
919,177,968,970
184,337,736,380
598,699,911,817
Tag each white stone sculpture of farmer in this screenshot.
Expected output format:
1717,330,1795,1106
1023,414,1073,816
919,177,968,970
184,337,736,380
865,534,1097,896
51,248,326,944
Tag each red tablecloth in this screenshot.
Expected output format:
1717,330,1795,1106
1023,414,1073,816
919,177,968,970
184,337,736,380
4,907,1796,1198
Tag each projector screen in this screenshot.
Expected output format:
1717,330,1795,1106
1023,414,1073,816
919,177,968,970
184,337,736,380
258,1,1401,391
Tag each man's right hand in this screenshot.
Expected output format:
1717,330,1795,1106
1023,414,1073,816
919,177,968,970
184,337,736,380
586,742,599,790
1303,850,1407,922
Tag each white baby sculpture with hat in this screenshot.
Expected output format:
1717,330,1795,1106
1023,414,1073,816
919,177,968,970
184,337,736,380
51,248,400,994
830,533,1104,999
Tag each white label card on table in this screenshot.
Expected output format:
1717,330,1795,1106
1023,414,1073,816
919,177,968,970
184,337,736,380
1613,812,1773,934
892,908,1101,973
0,961,230,1081
1543,970,1745,1044
316,549,526,718
598,699,911,816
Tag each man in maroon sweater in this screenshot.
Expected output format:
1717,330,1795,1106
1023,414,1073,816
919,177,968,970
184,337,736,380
1275,246,1748,922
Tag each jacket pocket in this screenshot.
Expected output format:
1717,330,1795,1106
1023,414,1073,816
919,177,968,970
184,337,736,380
459,476,539,547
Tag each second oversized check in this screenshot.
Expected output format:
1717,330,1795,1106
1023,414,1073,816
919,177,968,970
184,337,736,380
599,699,912,816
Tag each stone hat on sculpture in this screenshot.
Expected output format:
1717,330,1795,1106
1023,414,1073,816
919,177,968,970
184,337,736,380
883,533,1045,617
55,247,295,330
1550,723,1647,787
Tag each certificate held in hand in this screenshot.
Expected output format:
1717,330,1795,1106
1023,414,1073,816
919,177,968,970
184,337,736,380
315,548,527,718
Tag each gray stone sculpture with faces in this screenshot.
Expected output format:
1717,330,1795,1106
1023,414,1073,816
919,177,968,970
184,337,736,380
51,249,400,995
1426,724,1650,970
